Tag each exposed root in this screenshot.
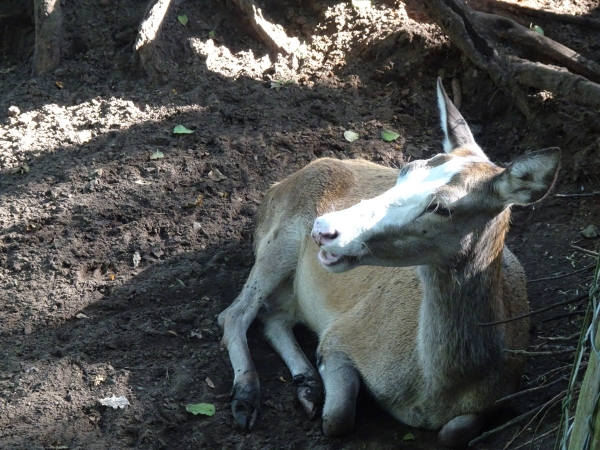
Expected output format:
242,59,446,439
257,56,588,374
229,0,299,54
420,0,600,117
468,0,600,30
134,0,173,80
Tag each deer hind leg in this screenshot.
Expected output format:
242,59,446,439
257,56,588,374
438,413,486,448
317,350,361,437
261,312,323,419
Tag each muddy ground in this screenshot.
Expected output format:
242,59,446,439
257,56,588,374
1,0,600,449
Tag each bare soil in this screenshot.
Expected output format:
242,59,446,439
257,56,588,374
1,0,599,449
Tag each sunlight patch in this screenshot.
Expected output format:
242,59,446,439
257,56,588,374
189,38,272,80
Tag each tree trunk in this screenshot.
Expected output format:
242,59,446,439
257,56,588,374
33,0,62,75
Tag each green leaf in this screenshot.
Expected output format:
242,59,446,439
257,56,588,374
178,15,189,26
173,125,194,135
381,130,400,142
186,403,215,416
208,30,216,39
530,24,544,35
344,130,359,142
403,432,415,441
150,150,164,160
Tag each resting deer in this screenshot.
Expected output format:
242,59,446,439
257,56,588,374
218,78,560,448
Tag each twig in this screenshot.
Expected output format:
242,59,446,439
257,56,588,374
495,376,566,404
542,311,587,323
469,404,544,446
540,332,582,342
501,391,564,449
479,294,588,326
504,348,575,356
570,245,599,257
530,364,573,385
509,425,558,450
556,191,600,198
528,262,596,283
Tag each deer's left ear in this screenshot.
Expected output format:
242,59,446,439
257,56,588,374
437,77,485,158
494,148,561,206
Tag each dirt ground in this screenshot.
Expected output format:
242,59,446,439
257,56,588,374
1,0,599,449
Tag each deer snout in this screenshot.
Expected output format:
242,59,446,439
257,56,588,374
311,220,339,246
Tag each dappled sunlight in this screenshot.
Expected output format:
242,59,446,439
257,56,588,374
188,1,444,84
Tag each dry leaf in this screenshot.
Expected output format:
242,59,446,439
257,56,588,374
183,194,204,208
208,169,227,181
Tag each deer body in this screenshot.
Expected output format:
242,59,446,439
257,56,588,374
219,79,560,447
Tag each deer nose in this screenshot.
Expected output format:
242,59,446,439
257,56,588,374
311,220,339,246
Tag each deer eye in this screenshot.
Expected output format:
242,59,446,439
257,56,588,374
425,204,452,217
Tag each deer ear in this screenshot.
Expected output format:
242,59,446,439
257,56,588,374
494,148,561,206
436,78,484,157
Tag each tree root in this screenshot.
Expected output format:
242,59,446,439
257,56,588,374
134,0,173,80
229,0,299,54
468,0,600,30
33,0,62,75
421,0,600,117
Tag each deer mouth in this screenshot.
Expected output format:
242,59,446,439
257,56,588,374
318,249,342,266
317,249,362,271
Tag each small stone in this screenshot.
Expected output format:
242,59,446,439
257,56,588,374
8,106,20,117
581,224,599,238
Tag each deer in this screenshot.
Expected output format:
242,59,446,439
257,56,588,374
218,78,560,448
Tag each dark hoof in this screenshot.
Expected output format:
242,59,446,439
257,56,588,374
293,375,323,419
231,383,260,430
322,414,355,437
438,414,486,448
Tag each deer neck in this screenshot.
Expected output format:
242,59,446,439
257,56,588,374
416,210,511,384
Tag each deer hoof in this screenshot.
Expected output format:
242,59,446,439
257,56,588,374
231,383,260,430
293,374,323,419
438,413,485,448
